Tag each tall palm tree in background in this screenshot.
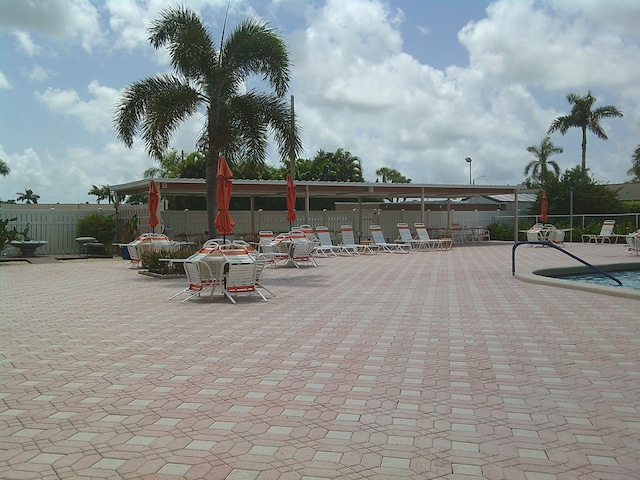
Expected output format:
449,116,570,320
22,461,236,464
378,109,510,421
630,145,640,182
16,189,40,204
0,159,9,176
524,136,563,187
114,5,301,235
88,185,113,204
548,90,623,172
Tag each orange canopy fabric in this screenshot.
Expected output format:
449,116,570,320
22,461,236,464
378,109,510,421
540,190,548,222
286,174,297,223
214,156,235,235
147,180,160,231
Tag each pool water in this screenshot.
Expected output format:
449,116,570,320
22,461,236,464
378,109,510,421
557,270,640,290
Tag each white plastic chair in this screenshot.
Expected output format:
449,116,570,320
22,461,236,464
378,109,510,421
170,259,220,303
290,240,318,267
222,261,268,304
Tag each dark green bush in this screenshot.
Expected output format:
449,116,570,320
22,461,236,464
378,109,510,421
77,213,116,245
487,222,514,241
141,248,191,274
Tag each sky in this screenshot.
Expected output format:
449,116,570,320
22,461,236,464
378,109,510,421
1,0,639,204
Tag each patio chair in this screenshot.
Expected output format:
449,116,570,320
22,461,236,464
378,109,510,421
449,223,466,244
315,226,354,256
170,259,220,303
221,260,268,304
414,223,452,250
253,231,275,252
548,228,565,246
299,225,319,243
395,223,423,250
582,220,616,243
254,254,276,297
369,225,410,253
290,240,318,267
340,225,377,254
626,231,640,256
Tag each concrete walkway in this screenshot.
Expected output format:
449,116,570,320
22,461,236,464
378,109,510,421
1,242,639,479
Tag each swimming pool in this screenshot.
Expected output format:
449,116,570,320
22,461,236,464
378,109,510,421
556,269,640,290
516,263,640,300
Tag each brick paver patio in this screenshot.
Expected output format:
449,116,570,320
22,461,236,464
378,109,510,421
1,242,639,479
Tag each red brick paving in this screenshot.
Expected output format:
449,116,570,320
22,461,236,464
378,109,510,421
1,242,639,479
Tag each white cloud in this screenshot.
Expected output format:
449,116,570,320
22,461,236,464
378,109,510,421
12,31,40,57
459,0,640,90
0,0,103,52
0,70,11,89
34,80,120,134
0,142,154,204
26,64,53,82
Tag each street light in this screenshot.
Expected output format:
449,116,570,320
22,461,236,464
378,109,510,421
473,175,485,185
465,157,472,185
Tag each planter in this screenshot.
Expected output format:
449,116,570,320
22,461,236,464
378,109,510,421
11,240,48,257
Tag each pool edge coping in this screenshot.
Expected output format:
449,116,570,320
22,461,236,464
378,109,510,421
515,265,640,300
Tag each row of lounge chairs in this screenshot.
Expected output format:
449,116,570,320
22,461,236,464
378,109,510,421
256,223,453,258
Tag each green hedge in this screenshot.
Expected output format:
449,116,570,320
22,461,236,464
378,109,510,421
141,248,191,275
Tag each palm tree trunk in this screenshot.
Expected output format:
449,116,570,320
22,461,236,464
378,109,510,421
206,105,220,237
581,126,587,171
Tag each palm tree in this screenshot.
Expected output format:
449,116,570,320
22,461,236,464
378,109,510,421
114,6,301,235
629,145,640,182
524,136,563,186
88,185,113,204
16,189,40,204
548,91,623,172
376,167,411,184
313,148,364,182
0,159,9,176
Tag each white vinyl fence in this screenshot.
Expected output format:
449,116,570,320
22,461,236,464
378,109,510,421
1,207,115,256
2,204,524,256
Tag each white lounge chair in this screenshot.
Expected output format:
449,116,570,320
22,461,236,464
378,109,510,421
314,226,349,256
414,223,452,250
395,223,424,250
582,220,616,243
369,225,410,253
340,225,377,254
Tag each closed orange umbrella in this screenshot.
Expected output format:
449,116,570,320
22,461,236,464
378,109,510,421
540,190,548,223
148,180,160,233
286,174,297,227
214,156,235,238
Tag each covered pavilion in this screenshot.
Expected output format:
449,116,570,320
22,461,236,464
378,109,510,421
110,178,526,240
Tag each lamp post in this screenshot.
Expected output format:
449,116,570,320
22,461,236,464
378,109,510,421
465,157,472,185
473,175,485,185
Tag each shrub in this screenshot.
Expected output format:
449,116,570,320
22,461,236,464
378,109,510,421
141,248,191,275
0,217,21,253
487,222,514,241
77,213,116,246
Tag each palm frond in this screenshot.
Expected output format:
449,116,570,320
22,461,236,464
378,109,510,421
114,74,202,159
223,19,291,97
149,5,218,80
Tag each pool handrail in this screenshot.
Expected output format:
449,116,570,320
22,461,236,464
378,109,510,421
511,241,623,287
